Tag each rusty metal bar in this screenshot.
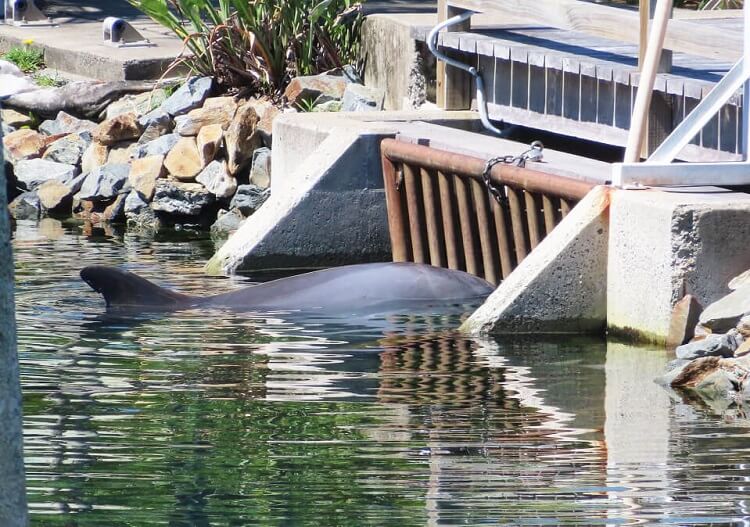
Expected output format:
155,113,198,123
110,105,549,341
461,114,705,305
420,167,446,267
381,139,594,201
437,171,462,270
454,175,481,276
560,198,572,217
470,178,499,285
490,194,515,279
381,150,410,262
541,195,558,235
506,187,529,263
403,163,428,263
525,191,543,249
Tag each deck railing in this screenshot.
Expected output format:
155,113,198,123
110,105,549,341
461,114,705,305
381,138,594,285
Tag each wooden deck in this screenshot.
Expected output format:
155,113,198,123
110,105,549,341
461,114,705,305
428,2,745,162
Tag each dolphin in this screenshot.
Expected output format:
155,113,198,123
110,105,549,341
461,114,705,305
80,262,495,314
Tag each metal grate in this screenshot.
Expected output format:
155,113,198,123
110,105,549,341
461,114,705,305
381,138,595,285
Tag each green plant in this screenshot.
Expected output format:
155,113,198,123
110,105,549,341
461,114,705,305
32,72,64,87
2,43,44,73
295,96,318,112
128,0,363,97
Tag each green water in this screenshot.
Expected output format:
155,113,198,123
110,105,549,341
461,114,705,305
13,218,750,526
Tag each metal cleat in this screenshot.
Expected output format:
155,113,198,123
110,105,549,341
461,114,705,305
102,17,153,48
3,0,54,27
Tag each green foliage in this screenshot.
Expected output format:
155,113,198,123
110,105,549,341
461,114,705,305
128,0,363,97
32,72,64,87
2,45,44,73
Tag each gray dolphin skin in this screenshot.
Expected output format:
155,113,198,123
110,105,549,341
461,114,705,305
80,262,495,314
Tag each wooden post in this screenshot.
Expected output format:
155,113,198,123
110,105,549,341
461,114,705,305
436,0,473,110
0,117,28,525
626,0,673,163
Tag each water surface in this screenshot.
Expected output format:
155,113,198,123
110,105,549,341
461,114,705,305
13,219,750,525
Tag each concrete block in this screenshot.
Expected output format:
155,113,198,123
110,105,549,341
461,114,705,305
461,186,610,335
607,188,750,344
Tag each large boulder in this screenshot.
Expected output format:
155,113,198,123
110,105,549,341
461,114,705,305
151,180,215,216
230,184,269,216
39,111,97,136
699,284,750,333
3,129,46,163
675,331,741,360
196,160,236,199
128,155,165,200
137,108,173,143
164,136,203,181
77,164,131,201
106,89,168,119
283,73,347,107
42,132,92,166
225,101,261,175
173,96,238,136
160,77,213,117
14,158,79,190
38,180,75,213
0,109,32,128
132,133,179,160
81,142,109,174
93,112,143,146
340,83,385,112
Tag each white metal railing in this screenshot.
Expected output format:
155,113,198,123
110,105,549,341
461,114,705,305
613,0,750,187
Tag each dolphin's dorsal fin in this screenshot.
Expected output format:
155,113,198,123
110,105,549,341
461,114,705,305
80,266,193,309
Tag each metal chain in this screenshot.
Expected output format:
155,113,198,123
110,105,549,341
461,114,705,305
482,141,544,203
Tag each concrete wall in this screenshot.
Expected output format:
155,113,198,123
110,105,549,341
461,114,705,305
608,188,750,344
0,115,29,526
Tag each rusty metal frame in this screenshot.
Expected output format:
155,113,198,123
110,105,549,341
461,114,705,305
381,138,594,285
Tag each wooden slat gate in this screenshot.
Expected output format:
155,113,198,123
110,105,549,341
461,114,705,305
380,138,595,285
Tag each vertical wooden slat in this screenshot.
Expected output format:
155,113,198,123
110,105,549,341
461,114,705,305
403,163,427,263
525,191,543,249
437,171,462,270
506,186,529,263
454,175,480,276
560,198,572,218
470,179,499,285
542,194,558,234
490,193,515,280
381,153,410,261
420,168,446,268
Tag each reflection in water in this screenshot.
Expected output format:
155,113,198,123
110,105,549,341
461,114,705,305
12,219,750,525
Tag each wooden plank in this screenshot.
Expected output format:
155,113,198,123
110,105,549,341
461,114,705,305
597,66,615,126
446,0,742,61
563,58,581,121
528,51,546,113
511,49,529,110
436,1,472,110
546,55,563,117
580,63,597,123
494,45,512,107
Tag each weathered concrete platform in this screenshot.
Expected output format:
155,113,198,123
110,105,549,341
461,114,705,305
0,1,183,80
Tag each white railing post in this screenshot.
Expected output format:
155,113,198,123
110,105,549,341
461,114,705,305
743,0,750,160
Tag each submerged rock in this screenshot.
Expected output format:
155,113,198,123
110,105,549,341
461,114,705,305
230,184,269,216
8,191,42,220
210,208,244,239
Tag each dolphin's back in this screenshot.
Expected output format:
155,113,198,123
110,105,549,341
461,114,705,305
81,262,495,313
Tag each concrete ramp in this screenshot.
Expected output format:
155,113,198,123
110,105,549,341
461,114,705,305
461,186,611,335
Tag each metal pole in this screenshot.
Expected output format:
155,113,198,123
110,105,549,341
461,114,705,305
0,115,29,526
743,0,750,160
624,0,673,164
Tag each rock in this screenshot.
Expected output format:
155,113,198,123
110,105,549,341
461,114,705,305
77,164,130,201
137,108,173,143
729,268,750,291
128,155,165,200
0,74,36,98
0,109,32,128
283,74,347,107
3,129,46,163
160,77,214,117
41,132,91,166
1,121,14,137
173,96,238,136
14,159,79,190
103,194,127,222
230,184,269,216
93,112,143,146
39,111,97,136
313,100,342,112
735,338,750,357
0,60,23,76
164,136,203,181
326,65,363,84
8,191,41,220
151,180,215,216
124,190,150,215
132,133,179,160
196,124,223,166
655,358,692,386
249,147,271,189
106,89,168,119
38,179,74,212
666,294,702,348
81,142,109,174
196,160,237,198
225,102,261,175
675,330,741,360
699,284,750,333
247,98,279,146
210,208,244,239
341,83,385,112
106,141,138,164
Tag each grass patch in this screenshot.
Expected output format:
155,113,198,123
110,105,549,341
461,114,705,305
33,72,64,87
3,45,45,73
